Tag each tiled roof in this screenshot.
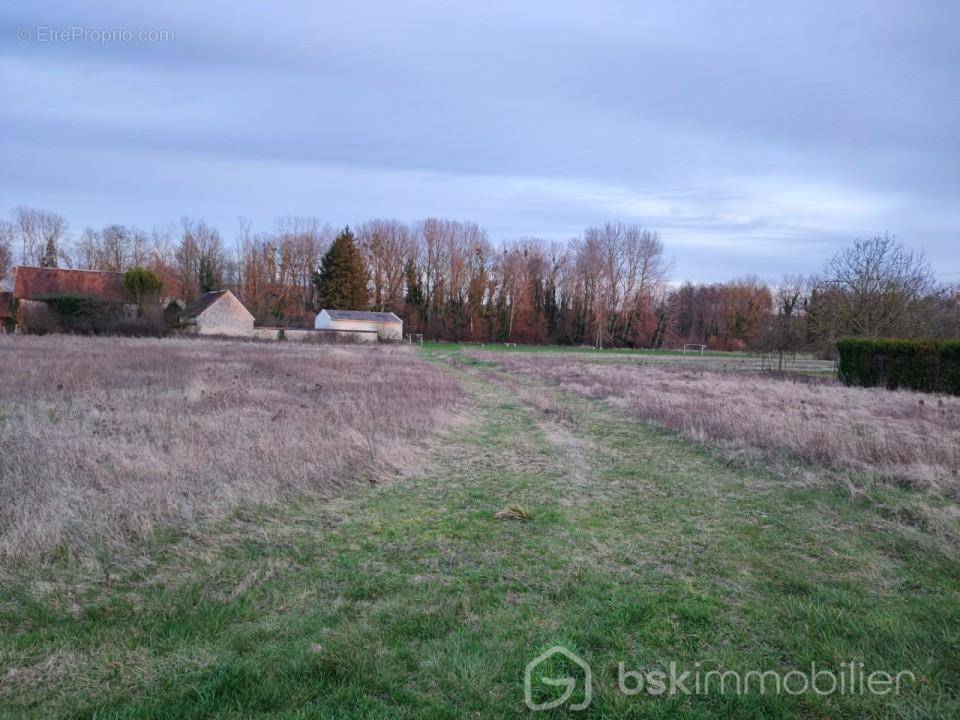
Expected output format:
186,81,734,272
9,266,128,303
323,309,402,323
180,290,229,319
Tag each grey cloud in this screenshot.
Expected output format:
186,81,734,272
1,0,957,281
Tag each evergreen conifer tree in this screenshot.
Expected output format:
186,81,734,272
313,227,368,309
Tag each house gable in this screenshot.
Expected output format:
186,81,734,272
181,290,254,337
198,291,254,323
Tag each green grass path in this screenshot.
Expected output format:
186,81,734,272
1,351,957,718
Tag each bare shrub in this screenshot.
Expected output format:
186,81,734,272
17,301,60,335
474,352,960,493
0,335,462,558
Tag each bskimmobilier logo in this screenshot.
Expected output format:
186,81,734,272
524,646,592,711
523,646,916,711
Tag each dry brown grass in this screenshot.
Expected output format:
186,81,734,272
472,351,960,494
0,335,462,559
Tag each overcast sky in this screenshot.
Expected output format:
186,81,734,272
2,1,958,282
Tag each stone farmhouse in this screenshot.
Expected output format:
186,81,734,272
314,309,403,342
179,290,255,337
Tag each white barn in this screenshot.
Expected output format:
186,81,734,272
314,309,403,342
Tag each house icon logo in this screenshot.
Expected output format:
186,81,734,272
524,645,592,711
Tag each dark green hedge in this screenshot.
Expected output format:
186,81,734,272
34,294,165,337
837,338,960,395
38,293,120,334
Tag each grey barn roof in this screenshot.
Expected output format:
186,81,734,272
180,290,228,319
323,309,402,323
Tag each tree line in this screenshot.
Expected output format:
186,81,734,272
2,205,957,353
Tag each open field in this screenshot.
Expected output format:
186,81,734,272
424,341,769,358
467,350,960,497
425,341,838,376
0,335,461,558
1,339,958,718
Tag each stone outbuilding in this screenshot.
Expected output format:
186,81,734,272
314,309,403,342
179,290,254,337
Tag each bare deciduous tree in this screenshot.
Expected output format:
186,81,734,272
761,274,809,366
234,216,330,322
814,233,936,340
14,206,69,267
175,217,226,302
357,219,413,312
0,221,14,278
74,224,151,272
572,223,668,347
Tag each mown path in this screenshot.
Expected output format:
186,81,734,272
1,349,957,718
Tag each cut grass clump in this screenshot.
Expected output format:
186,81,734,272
493,505,532,521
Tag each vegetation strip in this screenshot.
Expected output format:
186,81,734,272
0,335,461,558
1,344,957,718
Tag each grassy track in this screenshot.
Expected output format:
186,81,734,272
1,348,957,718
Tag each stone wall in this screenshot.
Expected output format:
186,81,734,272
378,324,403,341
253,327,381,343
252,327,318,342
